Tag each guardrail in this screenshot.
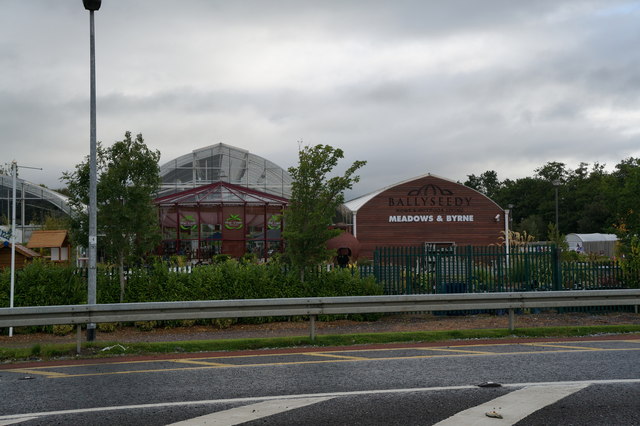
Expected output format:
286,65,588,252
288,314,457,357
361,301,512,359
1,290,639,345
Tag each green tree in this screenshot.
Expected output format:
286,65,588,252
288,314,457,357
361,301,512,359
516,214,545,240
62,131,161,301
611,157,640,235
464,170,502,199
283,144,366,280
534,161,569,182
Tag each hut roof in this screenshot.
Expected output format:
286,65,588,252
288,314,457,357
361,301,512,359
1,243,40,258
27,230,69,248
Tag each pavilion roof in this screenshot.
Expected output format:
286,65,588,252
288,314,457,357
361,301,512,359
154,181,288,206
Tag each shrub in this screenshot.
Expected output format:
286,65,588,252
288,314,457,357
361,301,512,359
620,236,640,288
52,324,74,336
97,322,119,333
212,254,232,264
210,318,235,329
2,260,384,333
134,321,157,331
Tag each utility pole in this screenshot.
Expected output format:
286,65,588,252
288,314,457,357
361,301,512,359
83,0,102,341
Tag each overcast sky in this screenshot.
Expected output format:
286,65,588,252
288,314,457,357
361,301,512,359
2,1,640,198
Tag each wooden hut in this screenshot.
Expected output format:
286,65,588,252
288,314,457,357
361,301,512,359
26,230,72,262
0,242,40,269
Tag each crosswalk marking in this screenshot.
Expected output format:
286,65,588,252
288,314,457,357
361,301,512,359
0,417,38,425
434,384,589,425
1,379,638,424
167,397,334,425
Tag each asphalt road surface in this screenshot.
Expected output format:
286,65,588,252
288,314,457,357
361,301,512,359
1,337,639,425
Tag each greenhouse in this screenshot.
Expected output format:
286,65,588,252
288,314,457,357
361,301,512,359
158,143,292,199
155,181,287,261
565,233,618,258
0,174,72,243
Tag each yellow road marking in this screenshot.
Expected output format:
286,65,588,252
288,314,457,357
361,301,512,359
7,368,70,378
171,359,231,367
305,353,368,360
5,341,639,379
419,347,495,355
523,343,603,350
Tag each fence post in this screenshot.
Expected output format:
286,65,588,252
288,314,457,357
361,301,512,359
552,246,562,291
406,248,412,295
309,315,316,341
76,324,82,354
466,245,473,292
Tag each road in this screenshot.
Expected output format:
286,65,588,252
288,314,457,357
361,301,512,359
1,337,639,425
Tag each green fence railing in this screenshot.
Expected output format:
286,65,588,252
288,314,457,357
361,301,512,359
372,245,637,298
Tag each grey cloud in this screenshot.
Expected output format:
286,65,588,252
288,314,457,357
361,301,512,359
3,0,640,198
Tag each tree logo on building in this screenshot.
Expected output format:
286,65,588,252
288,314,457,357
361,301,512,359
180,215,197,231
407,184,453,196
225,214,243,230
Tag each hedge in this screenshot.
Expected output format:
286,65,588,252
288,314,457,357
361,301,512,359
0,259,381,308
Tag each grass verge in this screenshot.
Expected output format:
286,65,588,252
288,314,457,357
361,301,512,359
1,324,639,363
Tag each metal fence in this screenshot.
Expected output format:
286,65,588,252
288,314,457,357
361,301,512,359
372,245,638,296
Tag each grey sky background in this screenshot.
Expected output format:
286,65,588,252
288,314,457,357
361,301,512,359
2,1,640,199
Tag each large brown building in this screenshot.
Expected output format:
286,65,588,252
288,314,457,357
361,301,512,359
343,174,505,259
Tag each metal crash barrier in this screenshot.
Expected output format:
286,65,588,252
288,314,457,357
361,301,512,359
1,290,638,348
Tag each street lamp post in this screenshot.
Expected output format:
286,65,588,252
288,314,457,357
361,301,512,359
9,161,16,337
552,180,561,232
504,208,510,268
83,0,101,341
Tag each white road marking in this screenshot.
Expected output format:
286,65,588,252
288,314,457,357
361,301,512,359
0,417,38,425
0,379,638,423
434,384,589,425
167,397,333,425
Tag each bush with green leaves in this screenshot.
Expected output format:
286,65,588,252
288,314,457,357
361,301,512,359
1,259,381,312
0,259,87,308
620,235,640,288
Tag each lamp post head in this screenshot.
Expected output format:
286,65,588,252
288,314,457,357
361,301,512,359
552,179,561,187
83,0,102,11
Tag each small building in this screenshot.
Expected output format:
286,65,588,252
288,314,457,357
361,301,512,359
26,230,72,262
0,242,40,269
565,233,618,258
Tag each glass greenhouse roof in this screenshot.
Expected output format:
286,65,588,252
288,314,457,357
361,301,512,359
155,181,288,206
0,175,72,221
158,143,292,199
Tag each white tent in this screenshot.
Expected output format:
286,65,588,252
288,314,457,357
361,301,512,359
565,233,618,257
